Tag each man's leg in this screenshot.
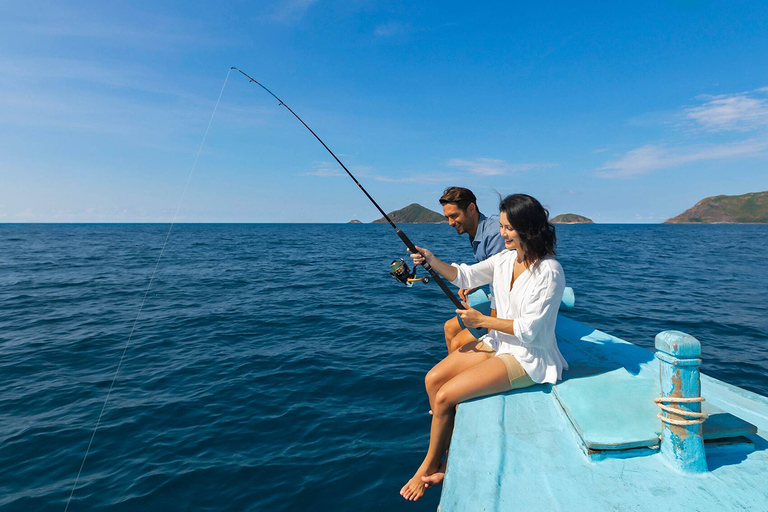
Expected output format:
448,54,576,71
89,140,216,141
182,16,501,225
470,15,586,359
444,308,497,354
443,317,463,352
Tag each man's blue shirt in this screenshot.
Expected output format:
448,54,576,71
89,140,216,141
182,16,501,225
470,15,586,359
470,213,505,263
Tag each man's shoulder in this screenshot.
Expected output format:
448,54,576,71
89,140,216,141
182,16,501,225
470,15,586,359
478,213,500,234
480,212,500,225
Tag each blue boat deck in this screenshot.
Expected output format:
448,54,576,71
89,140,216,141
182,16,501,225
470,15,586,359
439,316,768,511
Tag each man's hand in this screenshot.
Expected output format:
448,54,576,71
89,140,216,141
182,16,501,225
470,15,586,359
458,287,478,302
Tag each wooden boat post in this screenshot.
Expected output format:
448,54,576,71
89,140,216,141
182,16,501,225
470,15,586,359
655,330,708,473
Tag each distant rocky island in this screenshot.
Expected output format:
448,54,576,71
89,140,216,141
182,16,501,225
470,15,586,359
551,213,594,224
348,219,362,224
665,190,768,224
372,203,446,224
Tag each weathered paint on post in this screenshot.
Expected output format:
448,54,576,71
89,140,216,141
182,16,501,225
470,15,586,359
655,330,708,473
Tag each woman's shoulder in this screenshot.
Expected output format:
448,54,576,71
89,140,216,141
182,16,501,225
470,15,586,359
532,255,564,277
487,248,512,263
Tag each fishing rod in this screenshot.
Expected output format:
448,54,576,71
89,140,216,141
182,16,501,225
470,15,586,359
232,67,464,310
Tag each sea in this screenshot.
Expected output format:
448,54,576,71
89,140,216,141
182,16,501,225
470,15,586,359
1,223,767,512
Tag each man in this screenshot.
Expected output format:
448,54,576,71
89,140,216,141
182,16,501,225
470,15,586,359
439,187,506,353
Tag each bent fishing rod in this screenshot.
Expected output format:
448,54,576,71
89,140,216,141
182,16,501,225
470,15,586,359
232,67,464,310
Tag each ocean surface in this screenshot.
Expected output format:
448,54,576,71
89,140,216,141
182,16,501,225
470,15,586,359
1,223,767,511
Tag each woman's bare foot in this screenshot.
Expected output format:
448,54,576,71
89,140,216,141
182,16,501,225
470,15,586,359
421,459,447,488
400,462,441,501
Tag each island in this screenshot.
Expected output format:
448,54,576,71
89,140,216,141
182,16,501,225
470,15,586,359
664,190,768,224
551,213,594,224
372,203,446,224
348,219,362,224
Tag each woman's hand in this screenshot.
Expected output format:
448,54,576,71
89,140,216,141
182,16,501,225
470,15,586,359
409,246,459,282
456,301,486,328
409,246,434,266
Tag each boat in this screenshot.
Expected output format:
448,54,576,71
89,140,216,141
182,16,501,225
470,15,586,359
439,295,768,511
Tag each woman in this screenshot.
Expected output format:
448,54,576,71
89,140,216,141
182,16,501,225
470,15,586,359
400,194,567,501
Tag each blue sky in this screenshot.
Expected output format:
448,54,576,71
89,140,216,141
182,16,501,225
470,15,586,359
2,0,768,223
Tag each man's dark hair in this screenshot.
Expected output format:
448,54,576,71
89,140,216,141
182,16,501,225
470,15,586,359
439,187,477,212
499,194,556,266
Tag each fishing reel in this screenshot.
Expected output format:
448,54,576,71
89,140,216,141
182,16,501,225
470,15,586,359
389,258,430,287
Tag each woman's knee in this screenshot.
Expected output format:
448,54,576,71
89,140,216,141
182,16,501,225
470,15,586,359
433,386,457,414
425,367,444,393
450,330,476,353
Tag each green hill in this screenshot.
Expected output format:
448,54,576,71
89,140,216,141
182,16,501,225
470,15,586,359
372,203,446,224
551,213,594,224
664,191,768,224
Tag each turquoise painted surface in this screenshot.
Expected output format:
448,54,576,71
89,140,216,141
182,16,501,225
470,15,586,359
554,368,660,451
655,330,702,361
440,316,768,511
561,286,575,309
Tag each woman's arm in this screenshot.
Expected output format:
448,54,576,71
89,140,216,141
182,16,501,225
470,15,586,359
512,267,565,344
456,306,516,335
412,246,497,289
409,246,458,282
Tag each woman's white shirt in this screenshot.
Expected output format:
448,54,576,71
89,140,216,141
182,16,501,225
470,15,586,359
450,250,568,384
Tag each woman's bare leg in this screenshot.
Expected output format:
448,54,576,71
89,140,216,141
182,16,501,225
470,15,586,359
421,459,446,488
401,356,511,501
424,340,493,413
447,328,477,354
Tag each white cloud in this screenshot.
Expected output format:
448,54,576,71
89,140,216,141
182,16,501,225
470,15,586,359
4,4,209,50
634,213,662,222
263,0,319,23
598,86,768,178
13,209,36,219
685,88,768,132
374,22,409,38
597,139,768,178
370,173,456,184
24,20,198,46
303,162,459,184
0,57,166,95
0,56,252,139
301,161,346,177
446,158,555,176
343,158,555,184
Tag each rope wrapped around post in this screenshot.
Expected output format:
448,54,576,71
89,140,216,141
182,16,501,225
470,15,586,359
654,396,708,426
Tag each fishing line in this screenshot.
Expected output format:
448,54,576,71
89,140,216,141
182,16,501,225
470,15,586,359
64,67,232,511
232,67,465,310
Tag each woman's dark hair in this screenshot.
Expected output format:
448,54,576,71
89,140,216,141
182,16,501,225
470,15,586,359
499,194,556,265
